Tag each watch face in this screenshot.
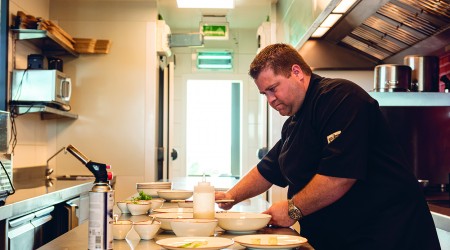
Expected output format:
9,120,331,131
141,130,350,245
288,200,302,220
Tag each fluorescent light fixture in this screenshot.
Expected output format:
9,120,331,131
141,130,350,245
177,0,234,9
311,27,330,38
333,0,358,13
197,51,233,69
321,14,342,27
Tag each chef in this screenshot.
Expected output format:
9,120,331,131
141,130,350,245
215,43,440,250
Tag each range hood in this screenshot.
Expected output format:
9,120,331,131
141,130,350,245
300,0,450,70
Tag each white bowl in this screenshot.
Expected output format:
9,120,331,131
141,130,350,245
215,212,271,232
177,200,194,208
112,220,133,240
127,201,151,216
152,212,194,230
116,200,132,214
133,220,161,240
170,219,218,237
149,198,165,210
157,190,193,201
136,188,162,197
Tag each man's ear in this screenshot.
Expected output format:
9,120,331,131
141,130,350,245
292,65,303,78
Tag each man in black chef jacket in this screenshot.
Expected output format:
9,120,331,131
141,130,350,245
215,43,440,250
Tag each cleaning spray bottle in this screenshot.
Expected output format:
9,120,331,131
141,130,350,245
193,174,215,219
66,144,114,250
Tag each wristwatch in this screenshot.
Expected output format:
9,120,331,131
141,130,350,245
288,198,303,220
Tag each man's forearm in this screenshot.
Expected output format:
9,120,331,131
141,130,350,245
292,174,356,216
228,166,273,203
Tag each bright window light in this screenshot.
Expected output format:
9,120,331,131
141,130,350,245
197,51,233,69
321,14,342,27
311,27,330,38
333,0,358,13
177,0,234,9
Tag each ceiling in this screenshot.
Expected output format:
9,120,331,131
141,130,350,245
156,0,275,31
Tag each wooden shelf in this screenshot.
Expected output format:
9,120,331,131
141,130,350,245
11,29,79,57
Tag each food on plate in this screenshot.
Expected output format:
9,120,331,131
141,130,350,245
250,236,278,245
179,240,208,248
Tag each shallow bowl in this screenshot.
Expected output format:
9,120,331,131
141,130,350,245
157,190,193,201
152,212,194,230
215,212,271,232
177,200,194,208
126,201,151,216
133,220,161,240
170,219,218,237
112,220,133,240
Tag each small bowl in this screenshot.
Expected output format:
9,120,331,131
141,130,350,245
149,198,165,210
116,200,132,214
170,219,218,237
215,212,271,232
127,201,151,216
112,220,133,240
133,220,161,240
177,200,194,208
153,212,194,230
157,190,193,201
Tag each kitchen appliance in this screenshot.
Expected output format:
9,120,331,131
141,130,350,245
373,64,412,92
66,144,114,250
47,57,63,72
403,55,439,92
27,54,44,69
11,69,71,108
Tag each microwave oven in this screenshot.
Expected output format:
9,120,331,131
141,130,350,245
11,69,71,106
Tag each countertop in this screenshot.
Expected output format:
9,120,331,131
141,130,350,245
38,196,314,250
0,179,93,221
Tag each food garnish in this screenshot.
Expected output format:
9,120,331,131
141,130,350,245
179,240,208,248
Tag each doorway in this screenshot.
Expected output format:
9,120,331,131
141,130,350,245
185,80,240,177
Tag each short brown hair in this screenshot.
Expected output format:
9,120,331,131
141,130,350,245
249,43,312,80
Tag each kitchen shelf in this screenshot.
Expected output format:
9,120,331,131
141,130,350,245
369,92,450,107
11,29,79,57
11,105,78,120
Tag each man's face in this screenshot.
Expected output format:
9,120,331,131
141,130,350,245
255,67,307,116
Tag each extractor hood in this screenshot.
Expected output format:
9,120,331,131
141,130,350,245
300,0,450,70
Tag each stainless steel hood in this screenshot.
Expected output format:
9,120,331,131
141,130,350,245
300,0,450,70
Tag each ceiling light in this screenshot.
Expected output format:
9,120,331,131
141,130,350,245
333,0,358,13
321,14,342,27
311,27,330,38
177,0,234,9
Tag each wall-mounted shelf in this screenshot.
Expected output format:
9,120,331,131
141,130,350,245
11,29,79,57
11,105,78,120
369,92,450,107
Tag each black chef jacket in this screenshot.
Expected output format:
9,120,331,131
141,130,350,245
257,74,440,250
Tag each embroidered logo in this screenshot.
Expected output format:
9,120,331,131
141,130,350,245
327,131,341,144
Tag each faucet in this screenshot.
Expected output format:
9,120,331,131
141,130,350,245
46,146,67,180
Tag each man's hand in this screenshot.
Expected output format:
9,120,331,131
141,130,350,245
263,200,297,227
215,191,235,210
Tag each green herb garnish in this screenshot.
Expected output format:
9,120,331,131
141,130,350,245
179,241,207,248
132,191,152,202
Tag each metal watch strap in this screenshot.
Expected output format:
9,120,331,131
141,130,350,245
288,198,303,220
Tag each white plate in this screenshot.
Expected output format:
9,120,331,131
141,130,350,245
153,207,193,213
233,234,308,249
156,236,234,249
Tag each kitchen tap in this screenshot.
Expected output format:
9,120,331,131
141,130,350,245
46,146,67,180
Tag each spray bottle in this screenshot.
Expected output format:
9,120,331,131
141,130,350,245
66,144,114,250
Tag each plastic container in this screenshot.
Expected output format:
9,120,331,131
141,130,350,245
193,178,215,219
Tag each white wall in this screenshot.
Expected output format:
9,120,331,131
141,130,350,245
9,0,159,201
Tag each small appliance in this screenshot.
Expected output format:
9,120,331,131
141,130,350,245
11,69,72,108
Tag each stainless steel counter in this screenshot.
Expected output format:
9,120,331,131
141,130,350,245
0,179,93,221
38,196,314,250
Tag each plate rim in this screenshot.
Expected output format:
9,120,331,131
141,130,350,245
233,234,308,248
156,236,234,249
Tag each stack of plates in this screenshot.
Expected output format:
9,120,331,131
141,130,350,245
136,182,172,197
